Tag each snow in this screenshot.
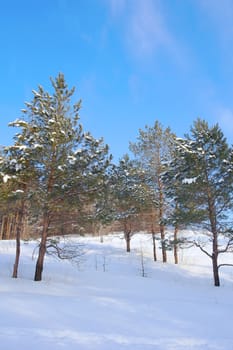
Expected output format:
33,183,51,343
32,89,41,98
68,155,77,164
2,174,11,183
33,143,43,149
0,232,233,350
75,149,82,154
182,177,197,184
8,119,28,128
84,134,93,141
12,189,24,194
15,145,28,150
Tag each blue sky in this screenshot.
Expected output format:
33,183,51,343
1,0,233,161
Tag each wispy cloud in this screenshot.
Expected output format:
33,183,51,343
107,0,126,17
126,0,172,57
105,0,181,61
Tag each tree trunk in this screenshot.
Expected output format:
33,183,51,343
2,215,13,240
0,216,7,239
212,252,220,287
212,230,220,286
211,204,220,286
5,216,11,240
34,211,50,281
125,232,131,252
204,169,220,286
152,231,157,261
160,224,167,263
158,178,167,263
174,225,178,264
12,206,24,278
124,220,132,253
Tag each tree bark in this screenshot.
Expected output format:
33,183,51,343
34,211,50,281
125,233,131,252
2,215,13,240
152,231,157,261
208,191,220,286
212,253,220,287
204,166,220,286
124,220,132,252
212,231,220,286
174,225,178,264
0,216,7,240
34,151,55,282
160,224,167,263
158,177,167,263
12,206,24,278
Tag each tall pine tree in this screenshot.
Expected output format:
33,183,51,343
164,119,233,286
130,121,176,262
4,73,111,281
110,155,151,252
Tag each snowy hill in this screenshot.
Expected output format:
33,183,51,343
0,233,233,350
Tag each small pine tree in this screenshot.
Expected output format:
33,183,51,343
110,155,152,252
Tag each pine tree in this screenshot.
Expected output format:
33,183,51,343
165,118,233,286
130,121,176,262
110,155,151,252
0,135,36,277
4,73,111,281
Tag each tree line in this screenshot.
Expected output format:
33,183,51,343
1,73,233,286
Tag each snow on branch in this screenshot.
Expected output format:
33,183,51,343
182,177,197,184
8,119,28,128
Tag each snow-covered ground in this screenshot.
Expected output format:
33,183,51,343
0,232,233,350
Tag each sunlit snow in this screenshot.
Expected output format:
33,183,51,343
0,232,233,350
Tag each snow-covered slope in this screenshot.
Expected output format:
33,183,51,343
0,233,233,350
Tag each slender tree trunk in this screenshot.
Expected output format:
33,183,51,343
0,216,6,239
158,178,167,263
5,216,10,240
124,220,132,252
212,231,220,286
204,168,221,286
125,232,131,252
209,199,220,286
12,205,24,278
34,211,50,281
160,224,167,263
210,223,220,286
152,231,157,261
212,253,220,287
2,215,12,240
34,154,55,281
174,225,178,264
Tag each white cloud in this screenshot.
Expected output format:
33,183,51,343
126,0,172,57
105,0,180,60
